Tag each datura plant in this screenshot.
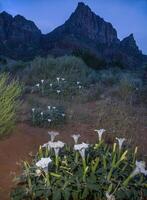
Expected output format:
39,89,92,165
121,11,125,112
11,129,147,200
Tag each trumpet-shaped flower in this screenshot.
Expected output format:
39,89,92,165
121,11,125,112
61,78,65,81
48,131,59,142
71,134,80,144
36,83,40,87
48,106,51,110
61,113,65,117
36,157,52,170
56,77,60,82
57,90,61,94
94,129,105,141
77,81,80,85
41,80,44,83
32,108,35,112
50,83,53,87
74,143,89,159
52,106,56,109
41,112,43,116
116,137,125,150
48,119,52,123
78,85,82,89
131,161,147,177
48,141,65,156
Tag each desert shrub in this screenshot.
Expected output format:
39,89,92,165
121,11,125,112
0,73,22,137
73,48,107,69
23,55,92,85
31,106,66,127
116,73,142,103
11,131,147,200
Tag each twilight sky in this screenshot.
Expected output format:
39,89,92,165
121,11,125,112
0,0,147,54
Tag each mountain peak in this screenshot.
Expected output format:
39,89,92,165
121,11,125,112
76,2,91,11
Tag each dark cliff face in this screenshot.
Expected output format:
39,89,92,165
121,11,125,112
0,3,146,67
0,11,41,59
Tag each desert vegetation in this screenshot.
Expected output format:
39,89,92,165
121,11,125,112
0,55,147,200
0,73,22,137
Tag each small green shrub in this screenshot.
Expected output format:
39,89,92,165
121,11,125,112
23,55,92,85
11,130,147,200
31,106,66,127
0,73,22,136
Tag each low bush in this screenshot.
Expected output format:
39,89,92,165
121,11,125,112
22,55,92,85
31,106,66,127
11,130,147,200
0,73,22,137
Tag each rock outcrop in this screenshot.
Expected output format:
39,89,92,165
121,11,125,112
0,2,146,68
0,11,41,59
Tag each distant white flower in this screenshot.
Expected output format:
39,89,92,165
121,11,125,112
40,112,43,116
78,85,82,89
116,137,125,150
48,106,51,110
106,192,115,200
61,113,65,117
41,79,44,83
48,141,65,156
74,143,89,159
36,169,42,176
48,119,52,123
32,108,35,112
52,106,56,110
131,161,147,177
50,83,53,87
56,77,60,83
77,81,80,85
36,83,40,87
61,78,65,81
71,134,80,144
48,131,59,142
57,90,61,94
94,129,105,141
36,157,52,171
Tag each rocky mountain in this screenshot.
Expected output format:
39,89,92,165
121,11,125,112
0,2,146,68
0,11,41,59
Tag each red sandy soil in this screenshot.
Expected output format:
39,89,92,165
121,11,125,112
0,122,97,200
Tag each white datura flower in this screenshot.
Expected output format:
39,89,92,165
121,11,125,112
48,131,59,142
61,113,65,117
40,112,43,116
77,81,80,85
106,192,115,200
36,83,40,87
78,85,82,89
74,143,89,159
116,137,125,150
56,77,60,82
94,129,105,141
50,83,53,87
131,161,147,177
71,134,80,144
57,90,61,94
36,157,52,171
41,79,44,83
48,106,51,110
48,119,52,123
61,78,65,81
52,106,56,109
32,108,35,112
48,141,65,156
